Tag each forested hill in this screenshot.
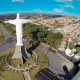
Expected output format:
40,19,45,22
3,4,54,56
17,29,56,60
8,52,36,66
0,14,16,21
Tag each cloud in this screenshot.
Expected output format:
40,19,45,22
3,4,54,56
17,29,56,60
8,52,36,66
31,8,53,14
32,9,42,12
53,8,64,12
32,8,64,13
11,0,24,3
54,0,73,2
20,7,73,16
32,7,42,13
59,4,74,9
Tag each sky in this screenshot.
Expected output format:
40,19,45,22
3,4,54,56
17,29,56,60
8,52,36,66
0,0,80,16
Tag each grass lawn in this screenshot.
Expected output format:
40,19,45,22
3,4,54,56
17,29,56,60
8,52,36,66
30,49,48,80
7,51,36,68
0,28,4,45
0,47,23,80
3,23,16,36
75,47,80,52
1,69,23,80
25,46,48,80
0,46,48,80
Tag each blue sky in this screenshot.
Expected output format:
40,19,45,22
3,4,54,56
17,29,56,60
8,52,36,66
0,0,80,16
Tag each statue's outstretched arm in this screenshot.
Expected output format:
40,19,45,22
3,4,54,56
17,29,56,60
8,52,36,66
4,19,16,25
22,19,33,24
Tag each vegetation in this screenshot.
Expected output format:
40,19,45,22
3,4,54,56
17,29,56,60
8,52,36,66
23,23,48,44
29,49,48,80
7,46,48,80
66,41,75,49
56,24,64,28
0,47,23,80
0,28,4,45
0,46,48,80
46,31,63,49
23,23,63,49
69,42,75,49
2,22,16,36
75,47,80,52
7,51,36,68
53,20,64,28
2,22,63,49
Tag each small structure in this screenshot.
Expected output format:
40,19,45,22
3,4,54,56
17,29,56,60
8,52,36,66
4,13,33,63
65,48,74,57
65,34,75,57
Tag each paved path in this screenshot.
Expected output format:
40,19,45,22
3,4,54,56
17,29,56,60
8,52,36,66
0,25,14,54
0,77,4,80
22,71,31,80
36,45,74,75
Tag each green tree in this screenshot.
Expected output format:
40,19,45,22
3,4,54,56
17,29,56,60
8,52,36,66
46,31,63,49
23,23,48,44
46,31,54,46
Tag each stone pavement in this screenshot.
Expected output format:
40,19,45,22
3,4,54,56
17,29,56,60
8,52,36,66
0,77,4,80
22,71,31,80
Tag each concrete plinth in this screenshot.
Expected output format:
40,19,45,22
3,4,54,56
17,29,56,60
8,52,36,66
12,44,30,63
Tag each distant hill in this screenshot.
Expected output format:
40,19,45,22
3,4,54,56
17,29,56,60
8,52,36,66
0,13,78,21
0,13,66,21
0,13,78,23
20,14,65,19
0,14,16,21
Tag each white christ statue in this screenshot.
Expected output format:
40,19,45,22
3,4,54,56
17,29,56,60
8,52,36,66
4,13,32,46
4,13,32,62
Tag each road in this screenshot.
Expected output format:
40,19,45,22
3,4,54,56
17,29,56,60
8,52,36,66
0,25,14,54
36,45,74,74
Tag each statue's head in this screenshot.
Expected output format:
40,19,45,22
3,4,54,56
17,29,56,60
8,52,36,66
17,13,20,19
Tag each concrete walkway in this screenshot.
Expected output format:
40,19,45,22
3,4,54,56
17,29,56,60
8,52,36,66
22,71,31,80
0,77,4,80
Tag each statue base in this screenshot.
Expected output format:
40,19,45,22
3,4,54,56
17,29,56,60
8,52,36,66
12,44,30,64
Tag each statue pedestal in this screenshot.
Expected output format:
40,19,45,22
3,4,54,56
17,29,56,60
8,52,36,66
12,44,30,64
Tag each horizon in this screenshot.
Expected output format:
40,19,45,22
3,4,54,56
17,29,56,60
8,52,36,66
0,13,79,18
0,0,80,17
